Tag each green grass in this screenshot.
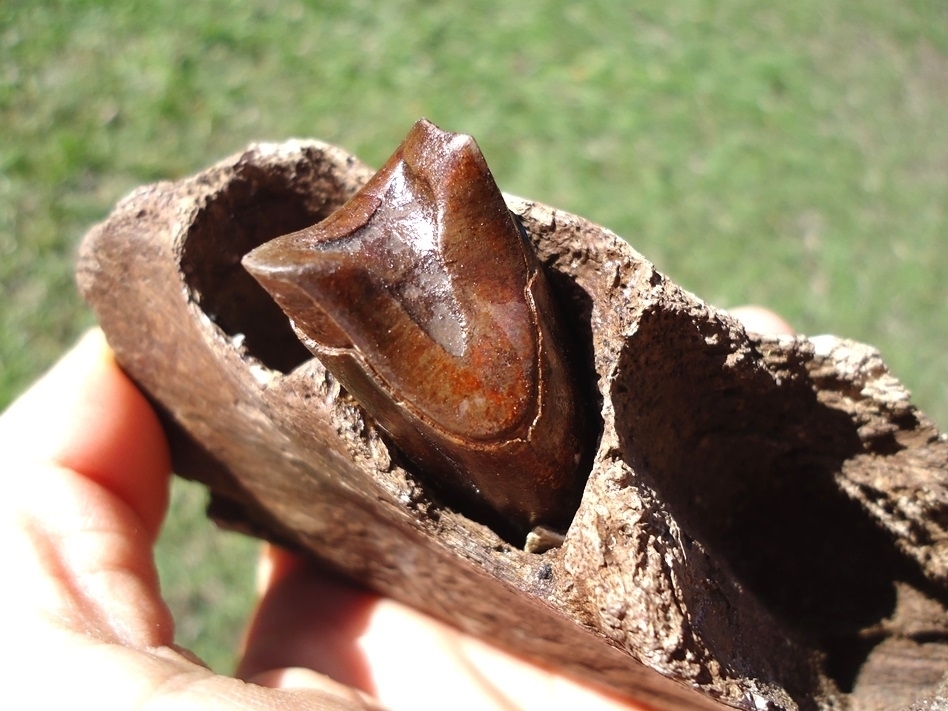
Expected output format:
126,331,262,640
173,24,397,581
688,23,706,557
3,0,947,672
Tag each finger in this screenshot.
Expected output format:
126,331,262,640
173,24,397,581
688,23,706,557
12,627,383,711
241,548,646,711
729,305,795,336
239,545,380,692
2,329,174,648
1,328,171,539
2,334,384,711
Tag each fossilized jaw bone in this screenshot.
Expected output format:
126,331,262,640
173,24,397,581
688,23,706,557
243,118,590,541
78,123,948,711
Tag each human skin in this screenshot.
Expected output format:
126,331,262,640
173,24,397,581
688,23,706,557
0,307,791,711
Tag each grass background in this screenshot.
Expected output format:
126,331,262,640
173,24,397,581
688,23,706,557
2,0,946,673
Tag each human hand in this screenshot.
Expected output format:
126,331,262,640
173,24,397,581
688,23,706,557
727,305,794,337
0,329,640,711
1,308,791,710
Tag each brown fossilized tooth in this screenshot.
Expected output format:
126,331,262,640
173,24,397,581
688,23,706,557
243,118,588,540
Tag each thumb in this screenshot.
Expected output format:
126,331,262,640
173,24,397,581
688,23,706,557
0,331,382,711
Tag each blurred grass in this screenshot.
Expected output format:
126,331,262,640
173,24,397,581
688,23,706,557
2,0,946,672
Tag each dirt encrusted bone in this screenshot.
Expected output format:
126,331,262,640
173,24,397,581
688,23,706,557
77,136,948,711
